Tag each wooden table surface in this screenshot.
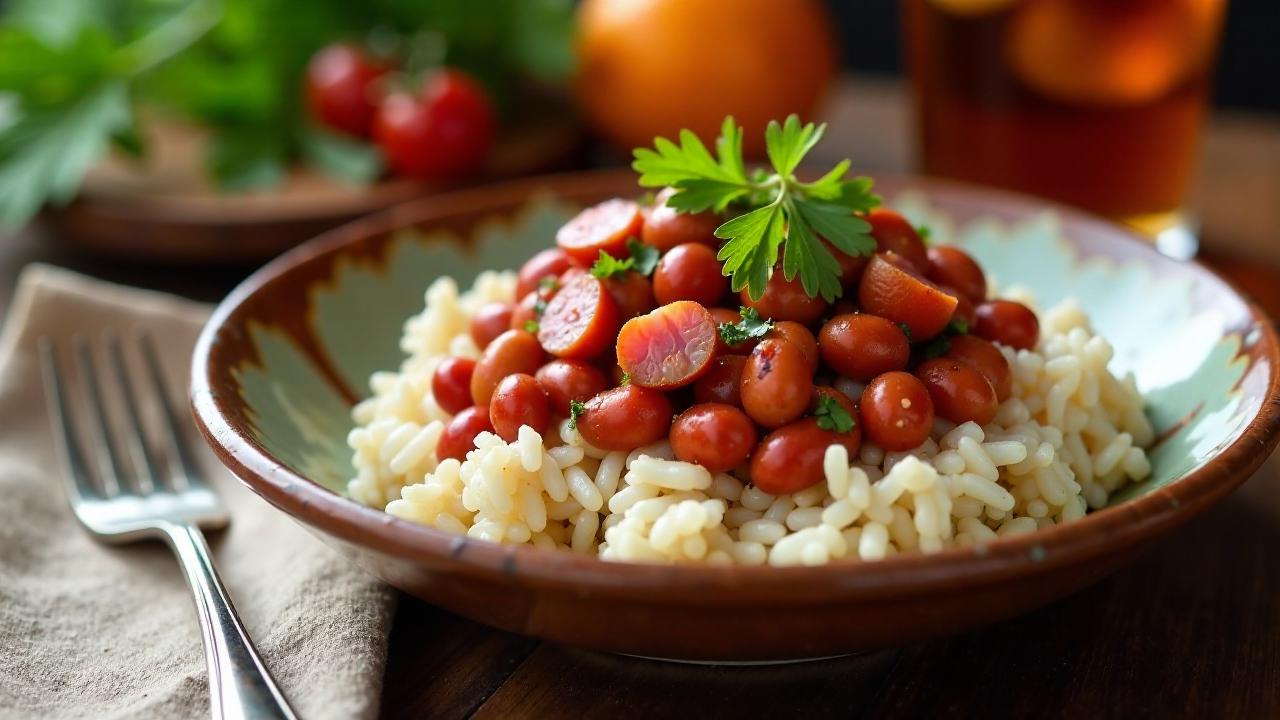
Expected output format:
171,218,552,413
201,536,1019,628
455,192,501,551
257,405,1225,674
4,77,1278,718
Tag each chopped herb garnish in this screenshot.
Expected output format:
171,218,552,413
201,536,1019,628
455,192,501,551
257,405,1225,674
814,394,855,433
898,322,913,342
627,238,660,276
947,317,969,335
523,319,540,334
632,115,880,302
533,297,549,317
568,400,586,430
590,239,660,279
718,307,774,346
619,371,631,386
589,250,634,279
922,335,951,359
538,276,560,292
916,224,932,244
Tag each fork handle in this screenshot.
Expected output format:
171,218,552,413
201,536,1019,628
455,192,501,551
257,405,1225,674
162,523,298,720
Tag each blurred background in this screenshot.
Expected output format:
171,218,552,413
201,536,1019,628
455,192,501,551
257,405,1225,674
0,0,1276,310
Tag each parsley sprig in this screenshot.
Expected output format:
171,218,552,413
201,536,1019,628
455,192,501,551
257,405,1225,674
633,115,881,302
568,400,586,430
717,307,773,347
814,395,855,433
589,238,659,279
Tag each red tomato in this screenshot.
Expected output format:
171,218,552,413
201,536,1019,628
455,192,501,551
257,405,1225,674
751,417,861,494
536,359,609,416
946,287,978,329
818,313,910,381
577,385,674,450
859,371,934,451
927,246,987,303
945,335,1013,401
437,405,493,461
974,300,1040,351
431,357,476,415
373,69,495,181
510,291,541,332
865,208,929,270
516,248,575,299
537,273,621,359
555,199,644,264
603,271,656,319
858,253,958,341
470,329,544,407
740,337,813,428
470,302,514,349
670,403,758,473
305,43,386,137
915,358,999,426
653,243,728,307
825,238,869,288
641,187,721,252
741,269,828,325
769,321,819,373
489,373,551,441
616,301,717,389
692,354,747,406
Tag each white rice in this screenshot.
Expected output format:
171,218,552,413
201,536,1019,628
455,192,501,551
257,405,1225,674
352,274,1153,566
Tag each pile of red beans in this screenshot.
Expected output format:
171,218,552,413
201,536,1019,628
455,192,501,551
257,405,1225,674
431,189,1040,495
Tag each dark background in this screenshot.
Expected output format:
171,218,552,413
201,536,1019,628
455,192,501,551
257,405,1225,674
830,0,1280,112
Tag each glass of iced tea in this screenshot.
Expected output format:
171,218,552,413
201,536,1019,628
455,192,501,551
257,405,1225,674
902,0,1227,257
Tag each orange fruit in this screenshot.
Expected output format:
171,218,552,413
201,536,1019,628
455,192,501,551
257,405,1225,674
574,0,837,158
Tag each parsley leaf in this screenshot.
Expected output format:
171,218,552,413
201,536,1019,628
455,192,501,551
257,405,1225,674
718,306,773,346
589,250,634,279
590,239,660,279
627,238,659,276
568,399,586,430
619,371,631,386
922,335,951,359
897,323,913,342
633,115,880,302
523,319,540,334
814,394,855,433
947,317,969,335
916,224,933,244
538,276,560,292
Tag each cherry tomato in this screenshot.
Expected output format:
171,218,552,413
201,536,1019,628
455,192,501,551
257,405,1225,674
603,271,655,319
927,246,987,303
516,248,575,299
974,300,1040,351
470,329,544,406
577,385,674,451
692,355,747,406
825,238,869,288
741,269,828,325
616,301,717,389
305,43,386,137
670,403,758,473
374,69,495,181
489,373,551,441
915,358,999,426
556,199,644,264
536,359,609,416
769,321,819,373
750,417,861,494
437,405,493,461
858,253,958,340
740,337,813,428
710,306,755,356
510,291,541,332
860,371,934,451
537,273,621,359
470,302,513,349
641,187,720,252
945,335,1013,401
946,287,977,329
818,313,910,381
865,208,929,270
431,357,476,415
653,243,728,307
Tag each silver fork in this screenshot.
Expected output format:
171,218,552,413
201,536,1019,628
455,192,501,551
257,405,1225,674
40,331,297,720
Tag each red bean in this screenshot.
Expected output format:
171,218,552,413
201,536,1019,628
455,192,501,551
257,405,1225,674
431,357,476,415
927,245,987,303
692,355,747,407
915,358,999,426
470,302,513,349
769,321,819,373
603,271,655,319
437,405,493,461
945,335,1013,400
489,373,551,441
859,371,934,451
740,337,813,428
865,208,928,271
516,248,575,299
751,418,861,494
859,253,958,341
653,243,728,307
670,403,758,473
577,385,673,451
470,329,544,406
536,359,609,416
556,199,644,264
537,273,621,359
616,301,717,389
974,300,1040,351
641,187,720,252
818,313,910,381
740,269,828,325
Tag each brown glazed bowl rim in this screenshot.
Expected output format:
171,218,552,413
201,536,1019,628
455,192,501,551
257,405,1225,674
191,169,1280,606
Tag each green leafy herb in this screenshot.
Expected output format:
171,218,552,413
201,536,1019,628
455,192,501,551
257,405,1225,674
916,224,932,243
718,306,773,346
619,371,631,386
300,126,384,185
633,115,881,302
538,276,559,292
947,317,969,335
589,250,634,279
523,319,539,334
922,335,951,359
589,239,660,279
814,394,855,433
897,322,913,342
533,297,549,317
626,238,659,276
568,399,586,430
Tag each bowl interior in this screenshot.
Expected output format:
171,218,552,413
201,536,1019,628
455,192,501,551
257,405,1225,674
210,173,1272,536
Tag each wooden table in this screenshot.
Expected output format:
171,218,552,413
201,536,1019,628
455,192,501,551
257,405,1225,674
4,77,1278,718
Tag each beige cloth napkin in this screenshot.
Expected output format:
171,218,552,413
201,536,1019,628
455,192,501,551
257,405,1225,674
0,265,396,719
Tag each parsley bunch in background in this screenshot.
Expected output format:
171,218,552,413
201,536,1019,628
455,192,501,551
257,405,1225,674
0,0,574,228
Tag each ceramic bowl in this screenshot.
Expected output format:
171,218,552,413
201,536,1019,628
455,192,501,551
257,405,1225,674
191,170,1280,661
